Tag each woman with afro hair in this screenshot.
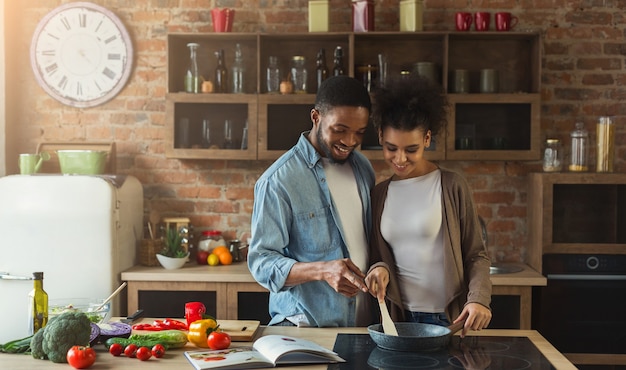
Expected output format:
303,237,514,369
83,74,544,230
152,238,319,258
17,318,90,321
364,75,492,337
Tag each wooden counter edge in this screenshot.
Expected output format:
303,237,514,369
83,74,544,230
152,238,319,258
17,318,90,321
122,261,547,287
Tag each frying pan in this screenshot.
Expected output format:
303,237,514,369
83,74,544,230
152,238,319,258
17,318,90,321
368,321,465,352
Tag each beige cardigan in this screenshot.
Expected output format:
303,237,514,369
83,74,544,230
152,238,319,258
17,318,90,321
368,168,492,323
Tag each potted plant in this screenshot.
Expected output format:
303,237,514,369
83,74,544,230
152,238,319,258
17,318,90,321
156,228,189,269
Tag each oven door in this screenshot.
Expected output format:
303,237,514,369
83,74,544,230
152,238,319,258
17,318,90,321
535,273,626,354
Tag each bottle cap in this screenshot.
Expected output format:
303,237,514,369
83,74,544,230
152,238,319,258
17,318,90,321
33,272,44,280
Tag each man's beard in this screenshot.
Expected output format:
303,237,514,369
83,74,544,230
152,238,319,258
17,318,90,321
317,128,351,164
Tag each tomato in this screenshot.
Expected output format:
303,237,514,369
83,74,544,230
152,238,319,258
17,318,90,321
66,346,96,369
124,344,138,358
151,344,166,358
136,346,152,361
207,331,231,350
108,343,124,356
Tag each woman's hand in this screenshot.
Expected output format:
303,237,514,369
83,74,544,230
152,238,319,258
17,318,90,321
364,266,390,301
453,303,492,338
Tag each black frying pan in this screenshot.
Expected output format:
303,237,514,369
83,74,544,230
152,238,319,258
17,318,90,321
367,321,465,352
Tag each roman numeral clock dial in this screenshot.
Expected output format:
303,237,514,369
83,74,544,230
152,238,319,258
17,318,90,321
30,2,133,108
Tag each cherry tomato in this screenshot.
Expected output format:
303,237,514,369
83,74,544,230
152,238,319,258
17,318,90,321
108,343,124,356
207,331,231,350
136,346,152,361
151,344,166,358
124,343,138,358
66,346,96,369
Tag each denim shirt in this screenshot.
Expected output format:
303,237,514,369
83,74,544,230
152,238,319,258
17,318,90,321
248,132,375,327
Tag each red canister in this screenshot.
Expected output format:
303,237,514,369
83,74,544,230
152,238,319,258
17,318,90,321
352,0,374,32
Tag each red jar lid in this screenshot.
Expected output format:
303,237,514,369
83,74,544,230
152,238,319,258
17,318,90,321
201,230,222,236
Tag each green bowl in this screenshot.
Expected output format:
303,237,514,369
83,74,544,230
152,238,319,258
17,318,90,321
57,150,107,175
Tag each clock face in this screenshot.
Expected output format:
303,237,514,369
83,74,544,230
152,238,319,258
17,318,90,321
30,2,133,108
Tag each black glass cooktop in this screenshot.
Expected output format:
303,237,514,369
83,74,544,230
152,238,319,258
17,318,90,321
328,334,555,370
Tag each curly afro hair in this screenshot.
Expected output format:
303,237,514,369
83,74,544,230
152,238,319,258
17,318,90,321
371,75,448,137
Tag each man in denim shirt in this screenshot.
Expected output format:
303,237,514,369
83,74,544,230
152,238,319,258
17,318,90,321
248,76,375,327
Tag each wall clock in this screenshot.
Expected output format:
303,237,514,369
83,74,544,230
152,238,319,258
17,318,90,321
30,2,133,108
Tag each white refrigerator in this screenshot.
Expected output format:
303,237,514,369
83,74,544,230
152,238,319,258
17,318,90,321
0,174,143,343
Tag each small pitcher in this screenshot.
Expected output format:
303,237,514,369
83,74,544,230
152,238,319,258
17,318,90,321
18,152,50,174
211,8,235,32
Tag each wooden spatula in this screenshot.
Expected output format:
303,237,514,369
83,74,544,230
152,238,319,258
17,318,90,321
373,281,398,336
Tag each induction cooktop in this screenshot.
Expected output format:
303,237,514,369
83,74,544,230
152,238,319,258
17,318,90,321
328,334,555,370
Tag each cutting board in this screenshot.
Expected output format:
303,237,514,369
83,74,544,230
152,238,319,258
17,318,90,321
218,320,261,341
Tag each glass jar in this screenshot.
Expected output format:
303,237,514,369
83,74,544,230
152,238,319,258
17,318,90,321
596,116,615,172
569,122,589,172
290,56,307,94
542,138,562,172
266,56,280,94
198,230,222,252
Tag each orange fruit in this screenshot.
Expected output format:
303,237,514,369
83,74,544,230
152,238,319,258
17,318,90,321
217,251,233,265
207,253,220,266
212,246,229,257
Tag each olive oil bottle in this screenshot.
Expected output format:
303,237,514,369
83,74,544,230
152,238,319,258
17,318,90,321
28,272,48,335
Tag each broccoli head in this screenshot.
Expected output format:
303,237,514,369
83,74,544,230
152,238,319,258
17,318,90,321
41,311,91,363
30,328,47,360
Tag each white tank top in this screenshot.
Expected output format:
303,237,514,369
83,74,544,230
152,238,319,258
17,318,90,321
381,170,445,313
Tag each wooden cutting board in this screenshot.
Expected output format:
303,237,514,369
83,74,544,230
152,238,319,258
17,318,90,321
218,320,261,341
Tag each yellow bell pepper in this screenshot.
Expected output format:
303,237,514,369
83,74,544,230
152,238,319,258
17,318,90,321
187,318,219,348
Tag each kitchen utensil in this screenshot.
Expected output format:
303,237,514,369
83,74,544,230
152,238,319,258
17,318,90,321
372,281,398,336
57,149,108,175
149,210,160,239
121,309,144,324
368,320,465,351
378,300,398,336
95,282,127,311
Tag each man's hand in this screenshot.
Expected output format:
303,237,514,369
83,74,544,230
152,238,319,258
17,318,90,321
287,259,368,297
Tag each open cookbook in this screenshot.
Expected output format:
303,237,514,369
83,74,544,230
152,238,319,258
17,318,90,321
184,335,345,369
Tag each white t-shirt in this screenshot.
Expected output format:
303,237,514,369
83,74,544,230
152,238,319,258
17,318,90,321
380,170,445,313
322,158,368,272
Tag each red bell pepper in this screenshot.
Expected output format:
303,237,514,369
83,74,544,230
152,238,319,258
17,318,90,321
185,301,207,327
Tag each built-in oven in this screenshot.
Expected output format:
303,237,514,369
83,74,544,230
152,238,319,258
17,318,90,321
533,254,626,369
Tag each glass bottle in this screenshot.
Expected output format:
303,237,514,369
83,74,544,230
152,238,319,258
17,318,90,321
315,48,329,92
332,46,345,76
266,56,281,94
202,119,212,149
542,138,562,172
569,122,589,172
184,43,200,93
223,119,233,149
231,43,244,94
290,56,307,94
28,272,48,335
214,49,228,93
241,119,249,150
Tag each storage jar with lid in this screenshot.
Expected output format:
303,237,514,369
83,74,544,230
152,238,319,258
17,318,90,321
542,138,562,172
198,230,222,252
569,122,589,172
290,56,307,94
596,116,615,172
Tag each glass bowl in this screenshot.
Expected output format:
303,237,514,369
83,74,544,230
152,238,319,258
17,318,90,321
49,298,111,324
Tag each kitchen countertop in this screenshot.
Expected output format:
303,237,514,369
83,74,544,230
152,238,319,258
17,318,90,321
2,325,576,369
121,261,546,287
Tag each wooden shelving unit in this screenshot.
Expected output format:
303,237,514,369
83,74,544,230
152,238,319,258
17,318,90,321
165,31,542,161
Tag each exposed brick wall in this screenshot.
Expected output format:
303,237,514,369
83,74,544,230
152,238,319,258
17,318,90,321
5,1,624,263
